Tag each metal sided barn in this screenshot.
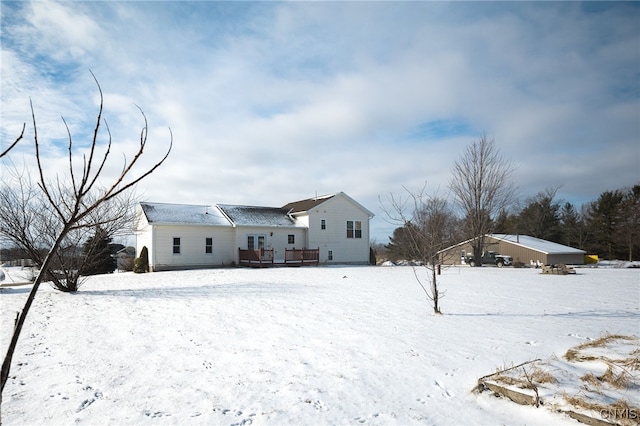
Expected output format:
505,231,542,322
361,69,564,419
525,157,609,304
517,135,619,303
440,234,586,266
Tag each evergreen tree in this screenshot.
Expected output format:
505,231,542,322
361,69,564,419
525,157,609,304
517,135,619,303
385,223,423,261
585,189,625,260
82,228,116,275
493,208,518,234
134,246,149,273
618,184,640,261
560,202,585,249
517,188,562,242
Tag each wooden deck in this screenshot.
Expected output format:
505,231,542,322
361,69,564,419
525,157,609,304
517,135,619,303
238,248,319,267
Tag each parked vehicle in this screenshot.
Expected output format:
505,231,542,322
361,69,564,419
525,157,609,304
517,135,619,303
463,251,513,267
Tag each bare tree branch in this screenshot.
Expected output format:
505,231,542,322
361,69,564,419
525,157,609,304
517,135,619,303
381,184,460,314
0,123,26,158
1,76,172,402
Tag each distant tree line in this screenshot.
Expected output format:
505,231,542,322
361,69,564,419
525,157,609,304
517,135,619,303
381,183,639,262
495,184,640,261
379,135,639,264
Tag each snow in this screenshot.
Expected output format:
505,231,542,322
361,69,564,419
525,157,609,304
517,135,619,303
491,234,586,255
217,205,304,228
1,265,638,425
140,202,231,226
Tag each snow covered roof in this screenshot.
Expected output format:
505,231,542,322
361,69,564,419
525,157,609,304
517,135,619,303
140,191,371,228
490,234,586,255
217,205,304,227
140,202,231,226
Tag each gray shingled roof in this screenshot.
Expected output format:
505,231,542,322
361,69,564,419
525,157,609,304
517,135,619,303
217,205,304,227
282,194,336,213
140,202,231,226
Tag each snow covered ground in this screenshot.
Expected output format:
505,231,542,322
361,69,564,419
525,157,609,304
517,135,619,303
1,265,638,425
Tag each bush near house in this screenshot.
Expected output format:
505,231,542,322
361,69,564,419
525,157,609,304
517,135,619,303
134,246,149,273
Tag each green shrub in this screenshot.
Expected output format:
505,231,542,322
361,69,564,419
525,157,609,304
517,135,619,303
133,246,149,273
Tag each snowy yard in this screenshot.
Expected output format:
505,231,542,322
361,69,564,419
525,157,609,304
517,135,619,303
1,265,638,425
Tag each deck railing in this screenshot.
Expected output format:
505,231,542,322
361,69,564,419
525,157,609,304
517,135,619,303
284,248,320,265
238,248,274,267
238,247,319,267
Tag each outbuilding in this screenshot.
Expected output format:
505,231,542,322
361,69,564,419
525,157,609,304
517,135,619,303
440,234,586,266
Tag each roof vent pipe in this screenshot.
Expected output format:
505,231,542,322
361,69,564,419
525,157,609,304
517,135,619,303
516,234,519,243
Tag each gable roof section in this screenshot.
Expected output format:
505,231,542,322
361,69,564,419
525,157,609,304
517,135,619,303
217,205,304,227
283,192,375,218
439,234,586,255
490,234,586,255
282,194,336,213
140,202,231,226
140,192,372,229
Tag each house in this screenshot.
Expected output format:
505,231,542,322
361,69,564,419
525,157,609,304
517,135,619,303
135,192,374,271
439,234,586,266
113,246,136,271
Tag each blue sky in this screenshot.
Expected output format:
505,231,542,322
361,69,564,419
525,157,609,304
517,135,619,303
1,1,639,243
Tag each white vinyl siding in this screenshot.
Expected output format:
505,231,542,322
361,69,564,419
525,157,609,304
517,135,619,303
149,225,235,270
134,206,154,265
302,193,371,264
233,226,306,263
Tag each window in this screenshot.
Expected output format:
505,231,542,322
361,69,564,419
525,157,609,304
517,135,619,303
321,219,326,230
328,250,333,261
288,234,295,244
346,220,362,238
173,237,181,254
247,235,266,250
205,237,213,254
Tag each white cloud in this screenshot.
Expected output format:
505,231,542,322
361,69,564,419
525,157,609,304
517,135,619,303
1,1,638,243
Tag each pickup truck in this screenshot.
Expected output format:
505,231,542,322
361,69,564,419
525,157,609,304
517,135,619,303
463,251,513,267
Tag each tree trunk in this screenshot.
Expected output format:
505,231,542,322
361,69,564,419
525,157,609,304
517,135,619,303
1,223,71,402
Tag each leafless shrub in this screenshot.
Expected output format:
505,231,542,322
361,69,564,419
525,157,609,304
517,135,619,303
380,184,460,314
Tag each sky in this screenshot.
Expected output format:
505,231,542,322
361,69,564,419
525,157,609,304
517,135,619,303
1,1,639,243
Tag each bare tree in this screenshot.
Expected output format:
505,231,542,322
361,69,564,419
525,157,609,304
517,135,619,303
449,135,516,266
0,161,139,291
1,75,172,402
381,185,460,314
